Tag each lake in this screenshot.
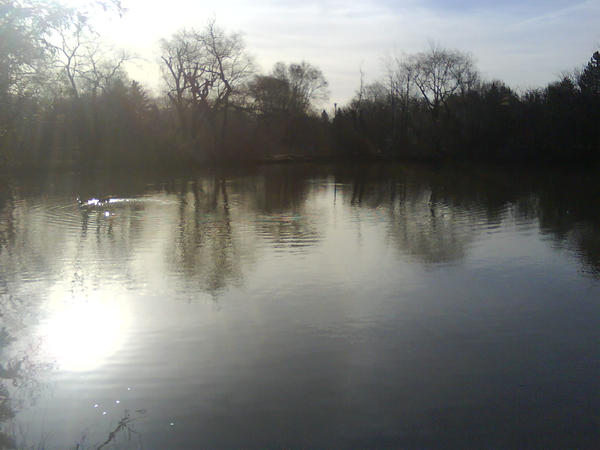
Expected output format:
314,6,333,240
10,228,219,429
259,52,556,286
1,163,599,449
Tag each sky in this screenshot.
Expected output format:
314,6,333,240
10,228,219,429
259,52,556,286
73,0,600,108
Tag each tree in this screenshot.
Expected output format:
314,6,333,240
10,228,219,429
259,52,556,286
0,0,124,99
247,74,291,117
44,8,131,99
271,61,329,115
578,50,600,97
403,43,478,119
160,28,204,140
247,61,328,118
160,20,253,155
199,20,252,110
0,0,127,165
0,0,70,98
575,50,600,154
0,0,73,144
385,56,416,146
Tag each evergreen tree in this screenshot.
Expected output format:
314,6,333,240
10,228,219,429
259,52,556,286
578,51,600,97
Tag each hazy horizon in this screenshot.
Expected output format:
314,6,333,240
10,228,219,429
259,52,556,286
72,0,600,108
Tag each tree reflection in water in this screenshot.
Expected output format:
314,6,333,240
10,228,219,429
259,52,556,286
170,176,244,298
168,168,324,299
332,164,600,274
0,181,45,448
0,164,599,447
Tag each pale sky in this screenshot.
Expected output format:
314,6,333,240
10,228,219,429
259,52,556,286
75,0,599,107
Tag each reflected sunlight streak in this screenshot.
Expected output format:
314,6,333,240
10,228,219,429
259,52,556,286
39,291,132,372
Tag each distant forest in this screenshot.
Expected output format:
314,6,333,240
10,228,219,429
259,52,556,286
1,0,599,169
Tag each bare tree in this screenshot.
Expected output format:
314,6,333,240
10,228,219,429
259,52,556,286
248,61,328,117
199,20,253,110
382,54,417,145
161,29,203,139
46,13,131,99
78,45,131,96
200,19,253,146
46,13,89,98
160,20,253,152
272,61,329,114
404,43,479,119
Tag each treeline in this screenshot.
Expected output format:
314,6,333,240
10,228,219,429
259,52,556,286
1,0,599,169
336,46,600,162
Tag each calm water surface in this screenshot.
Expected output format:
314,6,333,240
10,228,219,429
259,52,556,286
1,163,599,448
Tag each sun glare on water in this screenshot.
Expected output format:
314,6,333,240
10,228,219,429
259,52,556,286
40,290,132,373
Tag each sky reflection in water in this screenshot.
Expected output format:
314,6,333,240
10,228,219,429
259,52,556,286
0,164,599,448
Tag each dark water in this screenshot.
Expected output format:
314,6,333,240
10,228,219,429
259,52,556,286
1,163,599,449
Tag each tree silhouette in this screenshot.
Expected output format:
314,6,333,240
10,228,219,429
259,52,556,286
271,61,329,115
578,51,600,97
404,44,478,120
160,20,253,159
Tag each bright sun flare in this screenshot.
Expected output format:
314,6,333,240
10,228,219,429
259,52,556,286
40,291,132,372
